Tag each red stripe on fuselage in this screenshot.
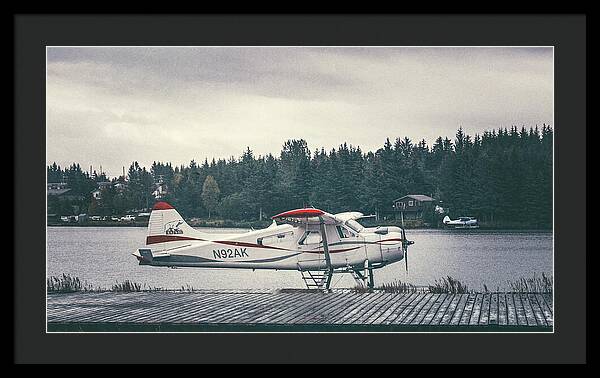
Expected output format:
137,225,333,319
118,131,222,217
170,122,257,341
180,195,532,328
377,238,404,243
304,246,361,254
146,235,364,254
212,240,289,251
146,235,204,245
146,235,287,251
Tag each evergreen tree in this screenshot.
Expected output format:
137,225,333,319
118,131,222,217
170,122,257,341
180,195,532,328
47,125,553,228
201,175,220,219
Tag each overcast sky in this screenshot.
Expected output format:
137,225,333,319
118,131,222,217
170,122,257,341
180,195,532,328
47,47,553,178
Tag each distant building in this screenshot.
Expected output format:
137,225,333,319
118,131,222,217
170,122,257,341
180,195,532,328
392,194,436,220
91,181,112,200
114,182,127,192
47,182,84,201
47,182,68,190
91,189,102,200
152,182,167,199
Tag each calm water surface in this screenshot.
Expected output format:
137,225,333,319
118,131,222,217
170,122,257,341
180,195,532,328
47,227,552,291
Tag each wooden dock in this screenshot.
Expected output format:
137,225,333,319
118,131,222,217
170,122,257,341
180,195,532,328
47,290,553,332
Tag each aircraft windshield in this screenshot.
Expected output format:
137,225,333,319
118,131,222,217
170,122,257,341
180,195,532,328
346,219,364,233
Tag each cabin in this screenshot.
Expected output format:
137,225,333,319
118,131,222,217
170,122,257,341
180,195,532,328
47,183,84,201
91,181,112,200
392,194,436,220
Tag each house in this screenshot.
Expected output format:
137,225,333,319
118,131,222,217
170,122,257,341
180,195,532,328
392,194,436,220
91,181,112,200
152,182,167,199
113,181,127,192
47,182,84,201
47,182,68,191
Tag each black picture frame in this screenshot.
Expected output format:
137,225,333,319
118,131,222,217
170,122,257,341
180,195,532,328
14,14,587,364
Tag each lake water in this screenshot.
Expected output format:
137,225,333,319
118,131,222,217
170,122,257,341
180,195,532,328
47,227,553,291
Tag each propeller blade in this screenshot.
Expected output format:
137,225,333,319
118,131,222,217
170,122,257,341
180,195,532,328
401,226,408,273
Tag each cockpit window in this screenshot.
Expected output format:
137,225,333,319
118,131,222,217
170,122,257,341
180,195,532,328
298,231,322,245
346,219,364,233
336,226,352,238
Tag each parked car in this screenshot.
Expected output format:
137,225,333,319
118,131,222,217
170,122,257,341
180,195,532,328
90,216,102,221
111,216,120,222
121,215,136,222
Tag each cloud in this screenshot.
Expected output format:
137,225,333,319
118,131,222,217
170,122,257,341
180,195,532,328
47,47,553,177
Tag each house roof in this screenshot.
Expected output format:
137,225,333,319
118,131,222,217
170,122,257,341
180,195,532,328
47,188,72,196
393,194,436,202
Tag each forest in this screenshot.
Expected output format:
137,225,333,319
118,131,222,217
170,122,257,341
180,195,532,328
47,125,553,229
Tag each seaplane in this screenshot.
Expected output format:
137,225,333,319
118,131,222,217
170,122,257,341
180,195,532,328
133,202,414,289
442,215,480,229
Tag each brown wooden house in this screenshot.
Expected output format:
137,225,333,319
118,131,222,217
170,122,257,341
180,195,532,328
392,194,436,220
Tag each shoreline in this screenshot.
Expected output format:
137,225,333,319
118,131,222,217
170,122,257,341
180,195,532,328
46,222,553,232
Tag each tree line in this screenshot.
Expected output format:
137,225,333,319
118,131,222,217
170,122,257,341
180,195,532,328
47,125,553,228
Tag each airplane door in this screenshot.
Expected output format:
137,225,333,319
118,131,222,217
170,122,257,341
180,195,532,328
296,229,327,271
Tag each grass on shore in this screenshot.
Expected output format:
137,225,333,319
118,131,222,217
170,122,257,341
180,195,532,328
47,274,203,293
507,272,553,294
353,279,424,293
47,274,93,293
428,276,471,294
355,273,553,294
48,273,553,294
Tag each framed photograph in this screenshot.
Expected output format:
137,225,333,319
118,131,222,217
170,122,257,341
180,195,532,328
15,14,586,364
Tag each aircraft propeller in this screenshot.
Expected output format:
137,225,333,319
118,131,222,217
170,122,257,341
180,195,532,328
400,212,414,273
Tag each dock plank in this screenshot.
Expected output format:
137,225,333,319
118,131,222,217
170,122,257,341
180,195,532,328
311,291,360,324
257,292,319,324
409,293,438,325
47,291,553,330
161,292,244,323
444,294,467,326
364,293,406,324
498,293,507,326
339,291,388,324
429,294,454,326
382,292,423,325
513,293,528,326
371,292,414,325
210,292,291,324
529,294,547,327
250,292,314,324
400,293,433,325
506,293,518,326
478,293,491,326
489,293,499,326
355,293,398,324
294,291,355,324
543,293,553,313
458,294,475,326
542,293,553,316
421,294,447,325
520,294,539,327
535,293,553,327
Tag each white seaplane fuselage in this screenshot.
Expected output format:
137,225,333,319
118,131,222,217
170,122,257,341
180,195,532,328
133,203,406,272
442,215,480,229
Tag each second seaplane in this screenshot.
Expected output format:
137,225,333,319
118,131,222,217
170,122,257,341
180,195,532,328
133,202,414,289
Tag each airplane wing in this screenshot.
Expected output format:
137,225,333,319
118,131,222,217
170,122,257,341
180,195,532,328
271,208,340,225
333,211,365,223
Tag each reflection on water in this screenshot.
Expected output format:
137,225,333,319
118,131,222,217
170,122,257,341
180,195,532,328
47,227,552,291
